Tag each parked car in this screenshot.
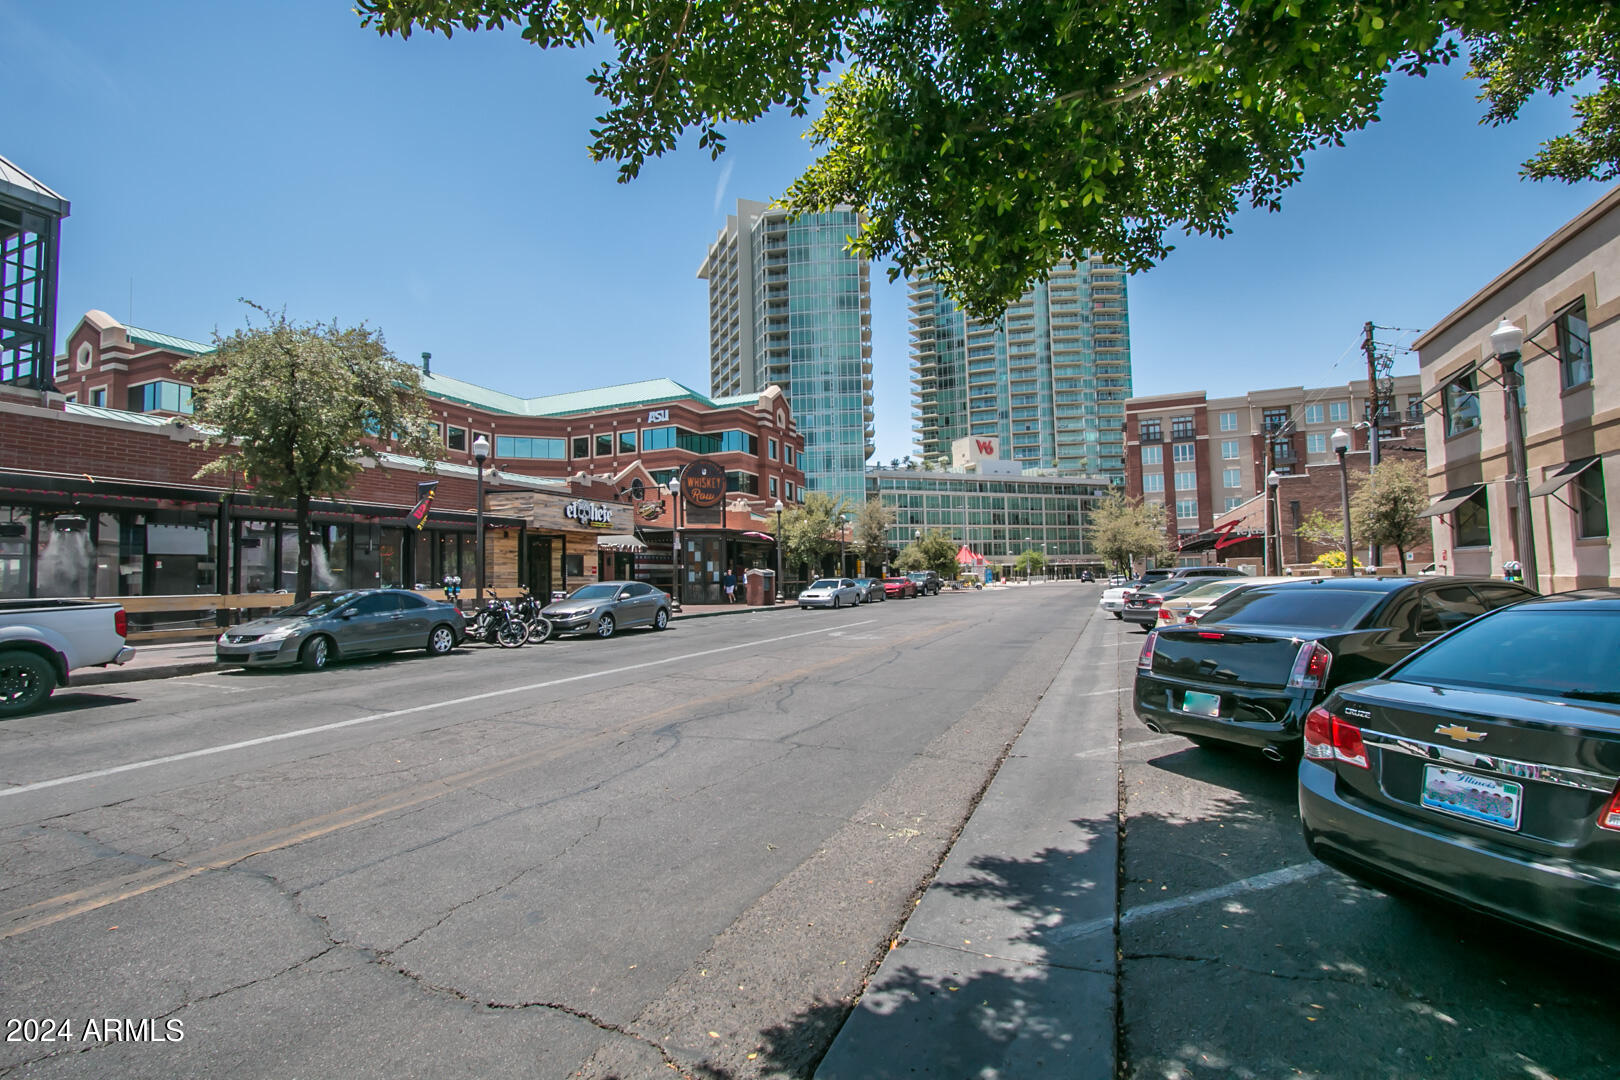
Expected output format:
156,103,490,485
1121,578,1208,628
216,589,465,671
799,578,863,609
854,577,887,603
540,581,671,639
907,570,943,596
1154,575,1311,628
883,576,919,599
1133,577,1535,759
1080,570,1094,583
0,598,136,716
1099,580,1143,619
1299,589,1620,957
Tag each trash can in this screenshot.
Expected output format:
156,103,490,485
745,569,775,605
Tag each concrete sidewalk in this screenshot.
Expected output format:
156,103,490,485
816,605,1122,1079
70,597,804,687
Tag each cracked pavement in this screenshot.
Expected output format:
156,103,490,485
0,591,1069,1078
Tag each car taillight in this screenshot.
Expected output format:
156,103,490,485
1157,608,1172,623
1598,786,1620,832
1303,706,1369,769
114,608,127,638
1137,630,1158,673
1287,641,1333,690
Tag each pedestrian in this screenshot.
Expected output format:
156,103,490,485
723,568,737,604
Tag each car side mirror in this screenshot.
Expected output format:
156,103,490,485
338,609,356,620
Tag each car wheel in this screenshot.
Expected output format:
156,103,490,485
832,596,841,609
299,635,333,671
1112,611,1123,620
427,625,456,656
0,650,56,717
653,608,669,630
595,613,616,639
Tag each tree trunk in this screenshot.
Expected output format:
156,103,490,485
1395,544,1407,574
295,490,313,601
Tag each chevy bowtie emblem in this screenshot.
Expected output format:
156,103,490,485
1435,724,1487,743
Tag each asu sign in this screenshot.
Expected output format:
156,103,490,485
680,459,727,509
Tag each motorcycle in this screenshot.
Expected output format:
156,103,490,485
467,590,529,648
513,587,555,644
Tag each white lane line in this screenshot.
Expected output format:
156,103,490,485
1047,862,1328,943
0,619,878,799
1073,735,1180,760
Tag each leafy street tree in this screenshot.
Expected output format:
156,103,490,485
893,530,960,580
852,497,896,575
1014,548,1048,581
359,1,1617,316
1349,458,1430,574
778,491,847,580
176,303,443,601
1086,494,1170,577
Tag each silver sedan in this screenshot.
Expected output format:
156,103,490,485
215,589,466,670
541,581,671,639
799,578,863,610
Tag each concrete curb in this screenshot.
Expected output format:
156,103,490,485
73,660,224,686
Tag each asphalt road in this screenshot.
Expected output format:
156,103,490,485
0,586,1081,1079
1108,614,1620,1080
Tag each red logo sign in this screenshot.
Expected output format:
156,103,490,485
1212,520,1247,550
975,439,995,454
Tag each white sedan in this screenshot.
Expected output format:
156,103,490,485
799,578,863,609
1098,582,1139,619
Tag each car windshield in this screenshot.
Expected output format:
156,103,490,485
1200,586,1382,630
280,592,365,618
1180,579,1250,602
1390,608,1620,701
809,579,841,589
567,584,621,601
1140,578,1203,600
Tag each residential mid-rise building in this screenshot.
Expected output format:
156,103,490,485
1124,376,1425,543
1415,183,1617,590
909,258,1131,482
698,198,874,509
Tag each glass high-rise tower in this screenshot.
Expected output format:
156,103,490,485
909,259,1131,483
699,199,874,508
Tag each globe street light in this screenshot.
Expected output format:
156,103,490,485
1024,536,1031,583
1266,470,1282,575
1491,317,1536,589
773,498,784,601
471,434,490,604
667,476,682,609
838,512,850,577
1331,428,1354,575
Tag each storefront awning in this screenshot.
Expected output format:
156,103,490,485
1416,484,1484,519
1529,456,1600,498
596,533,647,552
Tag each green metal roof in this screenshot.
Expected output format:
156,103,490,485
125,325,213,355
419,373,749,417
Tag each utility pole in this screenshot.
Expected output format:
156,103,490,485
1363,320,1382,569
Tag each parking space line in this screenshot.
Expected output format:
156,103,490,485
1046,861,1329,943
0,619,881,800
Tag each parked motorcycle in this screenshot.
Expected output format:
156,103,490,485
467,591,528,648
513,587,555,644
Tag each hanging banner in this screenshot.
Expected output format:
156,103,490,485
408,481,438,530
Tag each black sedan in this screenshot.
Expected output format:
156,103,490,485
1120,577,1206,628
1133,577,1534,759
1299,589,1620,957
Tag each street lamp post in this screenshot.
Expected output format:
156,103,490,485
773,498,784,600
1266,470,1282,575
1331,428,1353,575
667,477,682,610
471,435,490,605
1024,536,1031,583
838,513,849,577
1491,317,1537,589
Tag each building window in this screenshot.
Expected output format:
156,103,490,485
1175,471,1197,491
1557,301,1593,389
1222,468,1241,488
76,343,92,370
769,437,779,460
1455,487,1490,548
1306,432,1327,455
784,445,795,468
89,387,106,407
1262,408,1289,434
496,436,566,459
1170,416,1196,440
1172,442,1196,463
1328,401,1350,422
769,476,779,498
619,431,636,454
1220,440,1239,460
446,426,467,452
1224,496,1244,511
1176,499,1198,519
63,393,77,403
1443,371,1480,436
643,426,674,451
1141,445,1162,465
1139,420,1161,442
1575,460,1608,539
725,471,759,494
1142,474,1165,493
571,436,590,459
126,381,195,414
1218,411,1237,432
1304,403,1324,424
595,433,613,456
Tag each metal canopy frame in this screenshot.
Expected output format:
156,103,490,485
0,156,70,392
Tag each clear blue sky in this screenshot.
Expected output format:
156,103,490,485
5,1,1609,464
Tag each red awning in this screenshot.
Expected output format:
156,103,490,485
956,545,987,566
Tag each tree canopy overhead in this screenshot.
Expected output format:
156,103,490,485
360,0,1618,316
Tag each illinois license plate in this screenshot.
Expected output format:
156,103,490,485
1420,766,1523,831
1180,690,1221,717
